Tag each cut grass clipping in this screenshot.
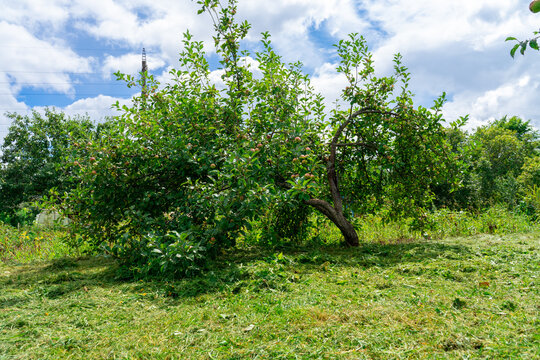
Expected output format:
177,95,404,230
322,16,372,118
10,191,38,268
1,232,539,359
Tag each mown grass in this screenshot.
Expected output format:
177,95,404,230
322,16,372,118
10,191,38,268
1,229,538,359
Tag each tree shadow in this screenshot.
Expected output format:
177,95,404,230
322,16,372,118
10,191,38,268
0,239,473,302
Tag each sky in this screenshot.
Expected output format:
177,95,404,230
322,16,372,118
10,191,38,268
0,0,539,141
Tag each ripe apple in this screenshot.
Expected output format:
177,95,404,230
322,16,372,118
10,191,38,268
531,0,540,13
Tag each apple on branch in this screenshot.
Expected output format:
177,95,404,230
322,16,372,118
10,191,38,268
531,0,540,13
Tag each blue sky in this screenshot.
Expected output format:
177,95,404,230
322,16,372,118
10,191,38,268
1,0,539,140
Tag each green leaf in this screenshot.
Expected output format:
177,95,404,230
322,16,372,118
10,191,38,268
510,44,519,58
520,43,527,55
529,39,539,50
505,37,517,42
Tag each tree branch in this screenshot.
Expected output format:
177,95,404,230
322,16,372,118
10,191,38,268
327,108,397,214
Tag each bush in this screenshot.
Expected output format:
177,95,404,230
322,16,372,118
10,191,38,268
104,230,207,278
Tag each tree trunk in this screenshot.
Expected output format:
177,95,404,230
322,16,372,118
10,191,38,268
306,198,359,246
302,108,388,247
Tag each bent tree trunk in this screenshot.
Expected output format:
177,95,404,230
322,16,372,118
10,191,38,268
304,108,391,247
305,198,359,246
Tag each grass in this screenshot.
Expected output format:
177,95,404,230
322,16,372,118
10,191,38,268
1,229,539,359
0,225,77,264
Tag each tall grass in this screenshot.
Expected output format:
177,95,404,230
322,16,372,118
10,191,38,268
0,223,76,263
424,206,536,238
295,205,538,246
2,206,537,264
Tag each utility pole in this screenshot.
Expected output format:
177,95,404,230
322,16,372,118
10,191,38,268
141,48,148,98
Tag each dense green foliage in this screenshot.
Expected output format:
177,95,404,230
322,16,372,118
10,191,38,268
0,110,102,226
1,0,539,278
36,0,462,275
434,116,540,211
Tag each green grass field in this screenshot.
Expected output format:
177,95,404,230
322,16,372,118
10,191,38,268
1,229,539,359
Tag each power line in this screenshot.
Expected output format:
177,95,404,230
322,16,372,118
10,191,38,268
0,110,123,114
9,93,135,96
1,69,162,74
0,82,129,85
0,45,160,53
1,70,99,74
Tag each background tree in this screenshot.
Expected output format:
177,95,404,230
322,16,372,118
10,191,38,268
0,109,99,225
433,116,539,209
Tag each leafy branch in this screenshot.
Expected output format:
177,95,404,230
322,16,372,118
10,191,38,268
506,32,540,57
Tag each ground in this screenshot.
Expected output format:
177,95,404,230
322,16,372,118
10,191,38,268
0,233,539,359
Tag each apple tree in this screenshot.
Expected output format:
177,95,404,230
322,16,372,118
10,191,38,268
54,0,459,275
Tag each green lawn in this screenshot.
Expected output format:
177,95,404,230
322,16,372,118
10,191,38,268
1,232,539,359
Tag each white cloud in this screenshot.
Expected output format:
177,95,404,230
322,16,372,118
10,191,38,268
237,0,370,68
0,21,92,95
62,94,130,120
0,73,29,140
0,0,70,32
102,53,165,78
29,95,131,125
70,0,212,63
310,62,348,111
443,74,540,129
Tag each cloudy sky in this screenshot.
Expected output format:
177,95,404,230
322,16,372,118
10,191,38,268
1,0,539,140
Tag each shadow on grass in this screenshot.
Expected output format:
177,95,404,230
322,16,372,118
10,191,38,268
0,240,472,302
